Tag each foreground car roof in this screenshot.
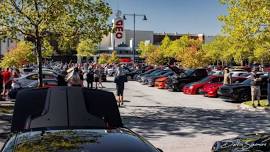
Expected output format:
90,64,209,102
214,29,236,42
3,129,159,152
12,87,123,132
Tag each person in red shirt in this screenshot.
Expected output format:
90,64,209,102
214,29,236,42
1,68,12,99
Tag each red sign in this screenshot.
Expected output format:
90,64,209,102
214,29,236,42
115,19,124,39
120,58,131,63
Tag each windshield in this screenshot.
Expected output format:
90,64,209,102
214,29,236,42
197,77,211,83
241,79,251,85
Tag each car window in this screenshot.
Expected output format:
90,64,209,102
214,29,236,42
26,74,38,80
44,74,55,79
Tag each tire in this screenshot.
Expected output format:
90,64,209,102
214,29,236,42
127,76,132,81
239,93,250,102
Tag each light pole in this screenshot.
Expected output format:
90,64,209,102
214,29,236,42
123,13,147,63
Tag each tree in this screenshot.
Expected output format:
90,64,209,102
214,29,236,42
76,39,97,57
109,51,120,64
219,0,270,65
0,41,35,68
0,0,112,86
202,36,232,66
98,54,110,64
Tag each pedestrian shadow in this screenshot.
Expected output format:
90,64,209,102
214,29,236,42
121,105,270,139
123,100,131,103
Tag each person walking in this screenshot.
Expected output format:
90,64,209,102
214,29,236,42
86,66,94,89
67,67,83,87
114,64,127,107
94,65,100,89
98,66,104,88
251,69,262,107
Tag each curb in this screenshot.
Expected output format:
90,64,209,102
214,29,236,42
239,103,270,112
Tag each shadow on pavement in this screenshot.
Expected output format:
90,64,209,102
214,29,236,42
122,106,270,139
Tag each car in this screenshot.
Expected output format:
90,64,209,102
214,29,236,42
147,71,174,87
9,79,58,99
154,76,169,89
2,87,163,152
12,72,58,88
217,76,268,102
166,68,208,92
182,75,224,95
141,70,170,85
212,133,270,152
202,77,247,97
138,69,162,83
126,69,144,80
136,69,157,82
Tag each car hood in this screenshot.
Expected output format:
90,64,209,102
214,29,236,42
213,133,270,152
156,77,167,82
11,128,158,152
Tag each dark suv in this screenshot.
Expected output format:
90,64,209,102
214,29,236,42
166,68,208,92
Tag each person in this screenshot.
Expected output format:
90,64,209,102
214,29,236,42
98,66,104,88
114,64,127,107
250,69,262,107
67,67,83,87
223,67,231,85
1,68,12,100
94,66,100,89
86,66,94,89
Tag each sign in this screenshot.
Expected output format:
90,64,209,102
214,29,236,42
114,18,124,40
112,17,125,47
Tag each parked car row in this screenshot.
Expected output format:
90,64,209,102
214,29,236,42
134,67,269,103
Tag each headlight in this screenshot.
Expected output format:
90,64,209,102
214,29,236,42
189,85,194,89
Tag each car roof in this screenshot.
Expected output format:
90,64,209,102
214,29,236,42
8,128,158,152
11,87,123,132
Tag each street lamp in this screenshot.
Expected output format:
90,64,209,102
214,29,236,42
123,13,147,63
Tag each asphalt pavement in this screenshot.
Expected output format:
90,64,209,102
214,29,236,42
103,77,270,152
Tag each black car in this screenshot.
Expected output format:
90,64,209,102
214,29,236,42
126,69,144,80
2,87,163,152
166,68,208,92
136,69,160,82
218,76,268,102
212,133,270,152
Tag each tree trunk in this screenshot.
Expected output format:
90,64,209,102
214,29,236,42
35,26,43,87
36,37,43,87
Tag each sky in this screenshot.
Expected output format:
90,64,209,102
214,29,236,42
106,0,227,36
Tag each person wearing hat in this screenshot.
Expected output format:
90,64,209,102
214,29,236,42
250,69,262,107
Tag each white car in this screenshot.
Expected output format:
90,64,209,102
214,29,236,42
229,71,249,77
12,72,58,88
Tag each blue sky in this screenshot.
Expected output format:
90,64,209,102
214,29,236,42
106,0,227,36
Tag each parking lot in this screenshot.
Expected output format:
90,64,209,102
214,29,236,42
0,78,270,152
103,77,270,152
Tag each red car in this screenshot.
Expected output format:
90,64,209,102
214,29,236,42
202,77,247,97
154,77,168,89
183,75,224,95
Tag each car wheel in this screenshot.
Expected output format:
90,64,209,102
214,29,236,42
127,76,132,81
239,93,250,102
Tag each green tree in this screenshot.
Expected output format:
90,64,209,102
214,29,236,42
0,41,35,68
0,0,112,86
202,36,232,66
109,51,120,64
76,39,97,57
219,0,270,65
98,54,110,64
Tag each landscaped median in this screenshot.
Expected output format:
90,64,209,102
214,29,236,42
240,100,270,111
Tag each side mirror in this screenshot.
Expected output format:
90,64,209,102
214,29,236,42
157,148,164,152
